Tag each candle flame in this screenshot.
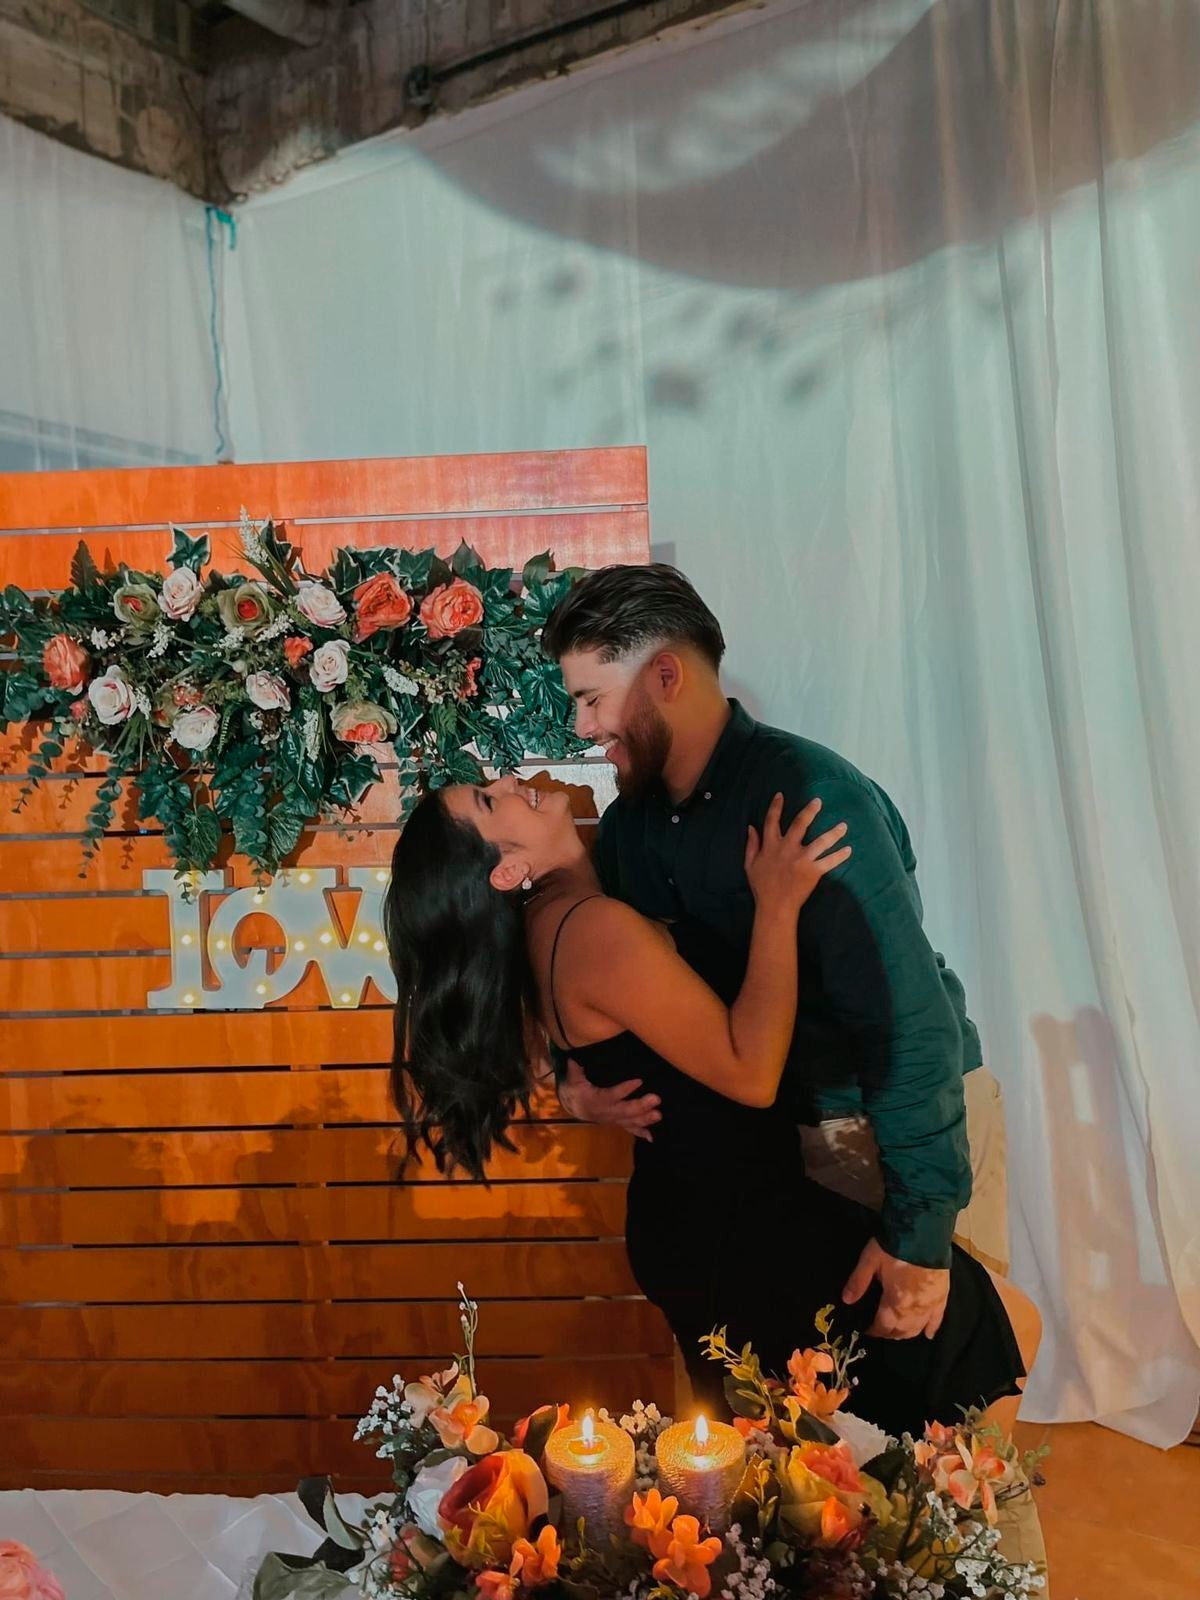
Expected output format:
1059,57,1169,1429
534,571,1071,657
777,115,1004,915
582,1411,596,1446
694,1413,710,1447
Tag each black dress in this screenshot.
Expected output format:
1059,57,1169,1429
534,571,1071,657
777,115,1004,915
550,903,1024,1440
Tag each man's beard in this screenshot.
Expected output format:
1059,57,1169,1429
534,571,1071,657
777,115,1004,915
615,692,672,797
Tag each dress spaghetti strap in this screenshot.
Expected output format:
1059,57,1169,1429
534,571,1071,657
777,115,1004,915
547,896,605,1049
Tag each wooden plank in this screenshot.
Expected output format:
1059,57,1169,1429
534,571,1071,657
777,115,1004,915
0,511,649,590
0,1298,669,1360
0,1355,671,1420
2,1066,391,1132
3,1181,628,1245
0,1123,627,1190
0,1240,639,1302
0,1010,395,1070
0,829,400,892
0,449,648,532
0,896,169,954
0,952,174,1012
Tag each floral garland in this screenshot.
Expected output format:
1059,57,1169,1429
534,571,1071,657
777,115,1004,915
0,514,585,880
252,1289,1047,1600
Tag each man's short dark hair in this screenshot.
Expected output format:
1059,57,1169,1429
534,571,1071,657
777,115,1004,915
543,563,726,669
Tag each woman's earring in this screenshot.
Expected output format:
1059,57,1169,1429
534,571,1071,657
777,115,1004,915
521,877,533,892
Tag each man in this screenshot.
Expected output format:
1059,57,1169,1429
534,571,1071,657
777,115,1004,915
543,564,1009,1340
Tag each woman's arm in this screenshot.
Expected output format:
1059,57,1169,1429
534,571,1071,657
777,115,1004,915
559,798,849,1108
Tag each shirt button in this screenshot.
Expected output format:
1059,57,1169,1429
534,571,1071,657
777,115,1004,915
668,877,675,887
703,791,712,801
670,815,680,824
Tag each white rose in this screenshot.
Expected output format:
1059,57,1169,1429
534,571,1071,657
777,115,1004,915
827,1410,893,1468
310,638,351,692
172,705,220,752
160,566,204,621
87,666,135,726
245,671,290,712
296,580,347,629
406,1455,468,1539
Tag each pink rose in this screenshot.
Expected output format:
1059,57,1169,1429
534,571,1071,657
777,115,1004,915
87,665,135,726
42,633,90,693
296,580,347,629
0,1542,65,1600
310,639,351,692
245,671,290,712
353,572,413,641
420,578,484,639
172,706,220,752
160,566,204,621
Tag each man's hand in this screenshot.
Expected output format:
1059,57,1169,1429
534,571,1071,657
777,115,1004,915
842,1238,950,1339
556,1059,662,1141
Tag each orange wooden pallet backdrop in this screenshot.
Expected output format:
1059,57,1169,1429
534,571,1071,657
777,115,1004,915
0,449,673,1494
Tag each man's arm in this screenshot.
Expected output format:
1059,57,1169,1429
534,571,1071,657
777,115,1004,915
794,778,970,1331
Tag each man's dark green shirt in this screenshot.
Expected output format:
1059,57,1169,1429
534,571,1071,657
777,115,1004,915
593,702,982,1270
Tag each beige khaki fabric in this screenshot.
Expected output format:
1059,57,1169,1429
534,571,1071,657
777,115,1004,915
800,1067,1011,1276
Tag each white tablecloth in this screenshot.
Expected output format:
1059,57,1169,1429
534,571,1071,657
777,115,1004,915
0,1489,371,1599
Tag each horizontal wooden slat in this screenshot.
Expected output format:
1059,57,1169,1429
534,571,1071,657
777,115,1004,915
0,1010,394,1069
4,1181,628,1245
0,896,169,954
2,1066,391,1130
0,1122,622,1189
0,1297,669,1360
0,448,647,531
0,1240,638,1302
0,511,649,589
1,1355,671,1420
0,829,400,892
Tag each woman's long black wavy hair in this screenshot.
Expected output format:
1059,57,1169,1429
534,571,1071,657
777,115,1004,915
383,787,538,1180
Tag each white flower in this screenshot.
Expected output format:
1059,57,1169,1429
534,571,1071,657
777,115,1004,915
310,638,351,692
302,708,323,762
406,1455,468,1539
827,1410,892,1468
296,580,347,629
172,705,220,752
90,627,118,649
383,665,419,696
160,566,204,621
240,507,266,562
245,671,290,713
88,666,135,725
147,623,173,660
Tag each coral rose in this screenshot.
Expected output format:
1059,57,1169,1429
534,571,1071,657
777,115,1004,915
438,1449,549,1568
353,572,413,641
42,634,90,693
283,636,314,670
0,1542,65,1600
420,578,484,639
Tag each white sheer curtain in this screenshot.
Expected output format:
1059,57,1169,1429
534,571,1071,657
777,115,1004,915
226,0,1200,1445
0,115,218,474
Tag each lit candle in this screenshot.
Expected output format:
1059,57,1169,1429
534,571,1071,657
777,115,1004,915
544,1410,635,1541
654,1413,746,1533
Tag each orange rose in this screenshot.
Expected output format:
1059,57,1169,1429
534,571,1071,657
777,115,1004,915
420,578,484,639
42,634,90,693
353,573,413,642
650,1514,722,1598
283,636,314,669
438,1449,549,1568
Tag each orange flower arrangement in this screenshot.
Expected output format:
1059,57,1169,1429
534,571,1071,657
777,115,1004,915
650,1514,723,1597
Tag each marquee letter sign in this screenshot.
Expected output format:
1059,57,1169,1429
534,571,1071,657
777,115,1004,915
145,868,397,1010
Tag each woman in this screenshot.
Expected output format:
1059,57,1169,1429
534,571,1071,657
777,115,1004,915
385,775,1036,1439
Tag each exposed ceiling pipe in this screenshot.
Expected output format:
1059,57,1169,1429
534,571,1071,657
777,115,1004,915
222,0,329,48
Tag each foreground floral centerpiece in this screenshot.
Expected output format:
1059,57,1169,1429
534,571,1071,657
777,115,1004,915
0,1542,64,1600
0,516,583,879
251,1290,1046,1600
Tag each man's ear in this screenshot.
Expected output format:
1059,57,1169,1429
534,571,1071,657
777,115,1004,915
649,649,685,704
489,855,530,895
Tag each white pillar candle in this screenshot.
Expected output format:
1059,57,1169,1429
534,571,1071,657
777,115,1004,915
654,1414,746,1533
544,1411,635,1543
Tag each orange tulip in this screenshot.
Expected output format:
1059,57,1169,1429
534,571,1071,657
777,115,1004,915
651,1514,723,1598
624,1487,680,1558
509,1526,561,1588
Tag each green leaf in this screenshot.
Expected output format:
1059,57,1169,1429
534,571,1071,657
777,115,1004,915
70,541,102,592
450,540,485,580
321,1489,363,1552
297,1476,332,1531
521,551,553,591
252,1552,353,1600
184,803,222,869
170,525,211,573
521,1406,565,1465
266,799,309,865
862,1445,910,1494
723,1374,768,1421
788,1406,841,1446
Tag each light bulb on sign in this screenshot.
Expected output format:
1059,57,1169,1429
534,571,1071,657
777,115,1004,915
299,871,312,884
293,939,306,952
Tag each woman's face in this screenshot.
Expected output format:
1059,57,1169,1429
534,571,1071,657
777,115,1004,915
443,775,577,891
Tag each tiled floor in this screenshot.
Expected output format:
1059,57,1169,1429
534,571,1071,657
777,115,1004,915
1015,1422,1200,1598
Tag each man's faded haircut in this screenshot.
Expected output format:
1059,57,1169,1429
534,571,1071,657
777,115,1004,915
542,563,725,670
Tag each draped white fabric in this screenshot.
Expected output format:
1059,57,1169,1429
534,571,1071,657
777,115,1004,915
225,0,1200,1445
0,115,217,473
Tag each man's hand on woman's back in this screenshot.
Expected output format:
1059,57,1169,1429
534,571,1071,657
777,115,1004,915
556,1058,662,1141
